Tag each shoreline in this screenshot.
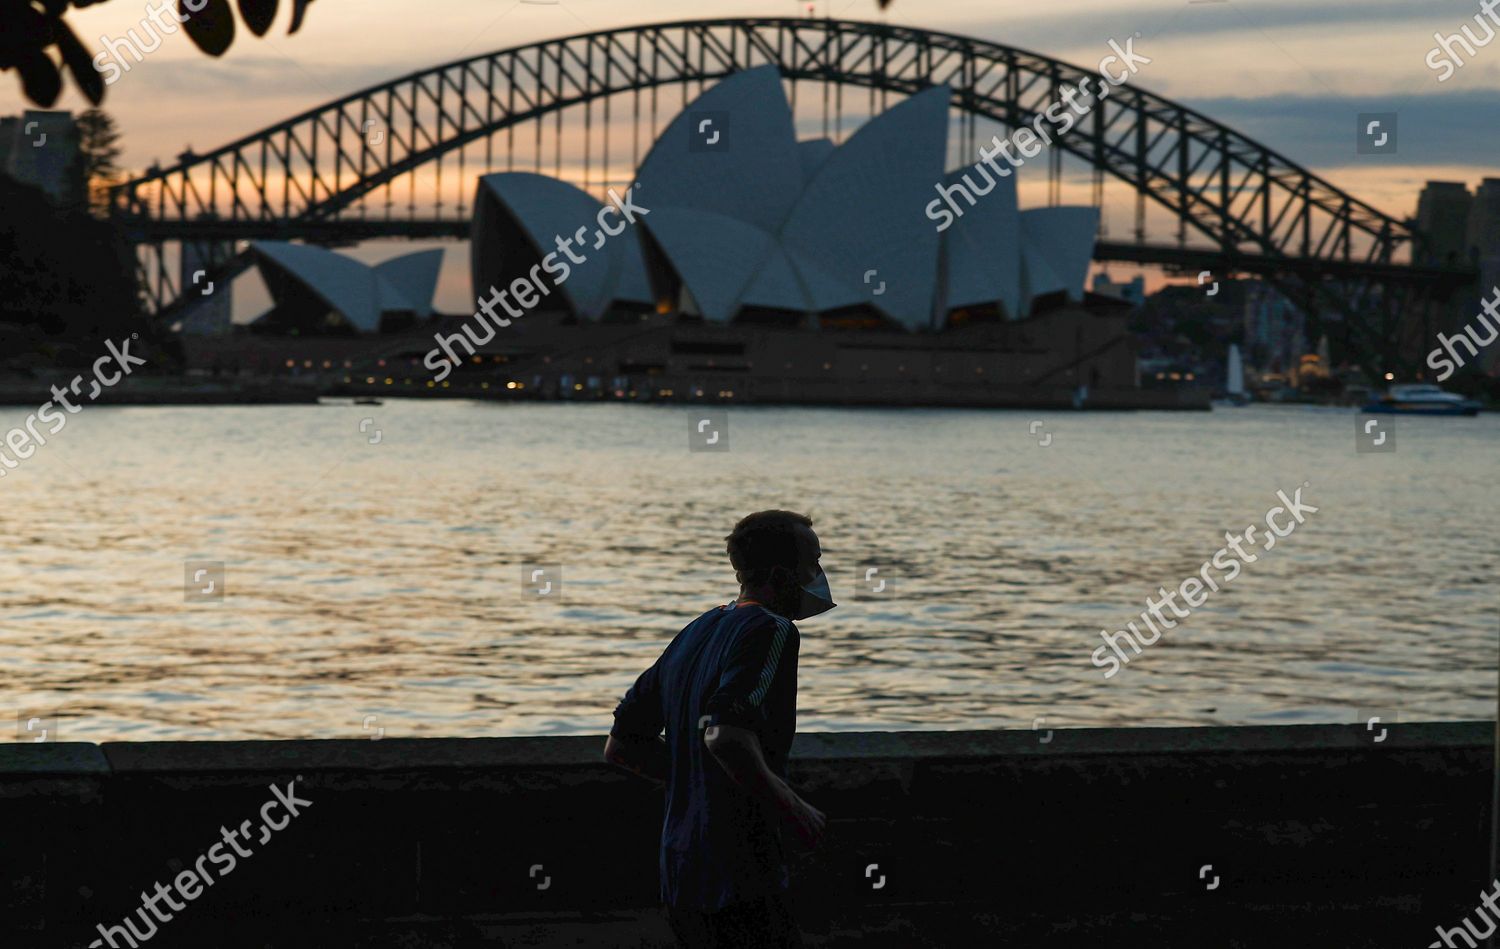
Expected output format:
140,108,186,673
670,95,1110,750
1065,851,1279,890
0,377,1217,410
2,378,1482,412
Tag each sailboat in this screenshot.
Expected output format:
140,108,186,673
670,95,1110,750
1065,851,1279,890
1222,344,1251,406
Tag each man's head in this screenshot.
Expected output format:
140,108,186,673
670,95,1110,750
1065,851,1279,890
725,510,831,619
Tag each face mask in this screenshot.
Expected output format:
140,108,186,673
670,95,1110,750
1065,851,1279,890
791,567,836,621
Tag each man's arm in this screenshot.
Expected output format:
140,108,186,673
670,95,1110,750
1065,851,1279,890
604,658,667,784
704,724,825,848
602,733,668,786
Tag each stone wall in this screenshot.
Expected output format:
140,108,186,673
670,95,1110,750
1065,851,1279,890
2,722,1489,948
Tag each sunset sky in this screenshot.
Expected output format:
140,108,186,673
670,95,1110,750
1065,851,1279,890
6,0,1498,310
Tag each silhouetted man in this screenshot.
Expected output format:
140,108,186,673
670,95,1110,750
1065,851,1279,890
604,510,832,948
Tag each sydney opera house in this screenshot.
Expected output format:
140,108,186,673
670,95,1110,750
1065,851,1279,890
472,66,1096,333
189,67,1194,408
247,242,444,335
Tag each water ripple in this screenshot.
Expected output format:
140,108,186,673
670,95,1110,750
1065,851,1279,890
0,401,1493,740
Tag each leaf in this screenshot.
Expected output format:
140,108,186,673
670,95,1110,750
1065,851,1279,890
238,0,277,37
18,51,62,108
0,5,51,70
180,0,236,57
288,0,314,35
55,21,104,104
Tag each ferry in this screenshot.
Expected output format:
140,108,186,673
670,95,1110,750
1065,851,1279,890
1361,383,1481,416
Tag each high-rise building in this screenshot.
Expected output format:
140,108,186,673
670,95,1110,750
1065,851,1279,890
1462,179,1500,373
1242,281,1305,376
0,110,82,207
1466,178,1500,294
1415,181,1472,267
1411,179,1500,375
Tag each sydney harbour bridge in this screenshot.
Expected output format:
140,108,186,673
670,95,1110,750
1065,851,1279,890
108,16,1476,377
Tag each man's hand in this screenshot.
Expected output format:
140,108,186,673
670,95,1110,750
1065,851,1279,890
603,733,668,785
704,723,826,850
779,793,826,849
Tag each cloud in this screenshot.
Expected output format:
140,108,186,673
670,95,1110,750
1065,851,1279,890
1183,88,1500,168
124,55,425,101
956,0,1477,48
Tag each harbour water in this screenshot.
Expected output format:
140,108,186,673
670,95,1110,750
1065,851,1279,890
2,400,1493,740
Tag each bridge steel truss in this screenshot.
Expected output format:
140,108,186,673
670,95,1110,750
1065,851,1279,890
111,17,1469,373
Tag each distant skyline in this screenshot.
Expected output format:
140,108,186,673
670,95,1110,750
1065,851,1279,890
6,0,1497,311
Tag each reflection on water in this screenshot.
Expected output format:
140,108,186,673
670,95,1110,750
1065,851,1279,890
0,400,1493,740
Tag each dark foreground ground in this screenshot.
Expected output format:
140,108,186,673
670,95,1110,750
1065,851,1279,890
2,722,1489,947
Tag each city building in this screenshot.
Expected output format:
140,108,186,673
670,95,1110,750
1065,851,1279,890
1466,178,1500,322
1413,178,1500,374
1243,281,1306,378
0,110,81,206
1415,181,1473,268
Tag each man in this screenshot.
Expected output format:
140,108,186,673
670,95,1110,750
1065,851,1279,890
603,510,832,948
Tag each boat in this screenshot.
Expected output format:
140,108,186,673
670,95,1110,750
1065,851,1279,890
1361,383,1481,416
1218,344,1251,406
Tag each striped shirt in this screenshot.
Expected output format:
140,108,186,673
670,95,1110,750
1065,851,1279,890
611,602,801,911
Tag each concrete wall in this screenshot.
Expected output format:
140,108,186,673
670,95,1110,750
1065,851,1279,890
2,722,1489,948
